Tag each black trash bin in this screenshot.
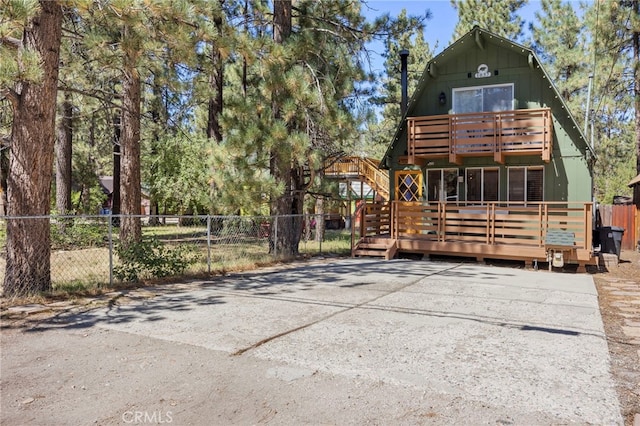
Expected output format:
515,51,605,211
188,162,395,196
592,229,601,249
599,226,624,258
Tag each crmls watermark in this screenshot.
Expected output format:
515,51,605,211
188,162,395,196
122,410,173,424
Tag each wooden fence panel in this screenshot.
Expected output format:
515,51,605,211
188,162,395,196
599,204,637,250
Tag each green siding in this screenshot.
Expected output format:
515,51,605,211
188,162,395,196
386,28,592,203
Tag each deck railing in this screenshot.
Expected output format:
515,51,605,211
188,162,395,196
407,108,553,165
325,157,360,175
324,156,390,200
358,201,592,251
359,202,392,238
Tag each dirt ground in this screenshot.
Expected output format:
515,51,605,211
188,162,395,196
592,249,640,426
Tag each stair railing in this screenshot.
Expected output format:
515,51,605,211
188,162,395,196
358,158,389,200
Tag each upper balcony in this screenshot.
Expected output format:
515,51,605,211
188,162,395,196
405,108,552,166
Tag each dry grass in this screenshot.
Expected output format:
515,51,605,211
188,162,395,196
0,229,352,306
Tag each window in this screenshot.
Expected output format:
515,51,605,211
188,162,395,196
466,168,499,203
396,171,423,201
453,84,514,113
508,167,543,203
426,169,458,202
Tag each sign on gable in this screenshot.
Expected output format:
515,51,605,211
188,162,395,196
474,64,491,78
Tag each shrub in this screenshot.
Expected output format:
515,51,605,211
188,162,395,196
50,220,106,250
114,238,197,282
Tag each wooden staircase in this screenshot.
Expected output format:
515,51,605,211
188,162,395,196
324,156,390,201
353,237,397,260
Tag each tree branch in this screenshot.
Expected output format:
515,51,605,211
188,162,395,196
57,85,121,107
1,88,19,109
0,36,21,50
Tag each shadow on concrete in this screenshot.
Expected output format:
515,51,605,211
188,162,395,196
12,259,591,341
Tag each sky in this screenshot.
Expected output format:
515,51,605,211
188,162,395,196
361,0,547,75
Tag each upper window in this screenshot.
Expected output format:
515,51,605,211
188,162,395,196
453,84,514,114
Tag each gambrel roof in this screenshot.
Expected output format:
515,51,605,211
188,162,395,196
381,26,594,168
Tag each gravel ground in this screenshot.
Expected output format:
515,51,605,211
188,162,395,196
592,249,640,426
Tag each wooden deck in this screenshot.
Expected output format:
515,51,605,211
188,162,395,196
405,108,553,166
324,156,389,200
353,201,596,269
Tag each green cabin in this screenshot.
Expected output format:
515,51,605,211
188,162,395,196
382,26,594,206
349,27,596,270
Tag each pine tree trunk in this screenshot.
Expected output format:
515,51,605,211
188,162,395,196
0,148,8,216
270,151,294,255
148,77,164,226
56,93,73,217
119,43,142,247
273,0,292,43
271,0,298,256
3,1,63,297
242,0,249,97
315,196,325,243
112,114,121,217
207,12,224,215
207,37,224,142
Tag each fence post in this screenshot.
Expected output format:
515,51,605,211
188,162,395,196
108,212,113,287
274,215,278,257
207,215,211,274
317,213,322,255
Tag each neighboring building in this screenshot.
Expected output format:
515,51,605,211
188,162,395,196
98,176,150,216
629,173,640,204
354,27,596,270
98,175,114,215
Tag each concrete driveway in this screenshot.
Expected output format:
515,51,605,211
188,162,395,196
1,258,622,425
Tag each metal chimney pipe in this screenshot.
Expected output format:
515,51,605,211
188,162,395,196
400,49,409,116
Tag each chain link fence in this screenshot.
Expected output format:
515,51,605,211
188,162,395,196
0,214,352,294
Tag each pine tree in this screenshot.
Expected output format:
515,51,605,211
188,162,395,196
584,0,637,203
55,92,73,217
529,0,588,111
270,0,295,254
206,0,227,143
1,0,63,296
207,0,388,253
56,6,117,216
451,0,526,41
528,0,638,202
366,9,433,158
81,0,203,245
